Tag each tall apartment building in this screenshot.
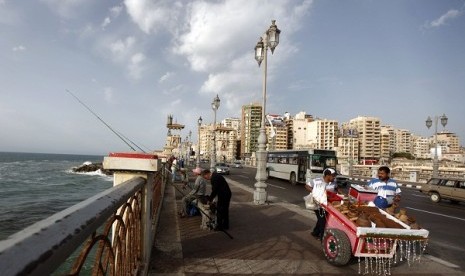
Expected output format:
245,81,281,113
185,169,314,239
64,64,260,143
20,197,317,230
394,129,413,153
283,112,293,149
240,103,262,158
337,137,360,164
437,132,460,153
347,116,381,162
307,119,338,150
380,127,391,161
412,135,430,159
215,126,236,162
222,117,241,137
199,124,236,162
199,124,213,160
293,111,314,149
265,115,288,150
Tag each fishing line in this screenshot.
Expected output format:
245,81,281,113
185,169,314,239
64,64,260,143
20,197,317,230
65,89,140,152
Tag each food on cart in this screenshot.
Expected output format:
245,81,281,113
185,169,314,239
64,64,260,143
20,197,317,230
318,185,429,274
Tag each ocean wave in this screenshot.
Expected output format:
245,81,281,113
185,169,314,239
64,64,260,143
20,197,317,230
67,169,113,181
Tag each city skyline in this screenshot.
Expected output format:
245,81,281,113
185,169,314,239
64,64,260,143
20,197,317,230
1,1,464,155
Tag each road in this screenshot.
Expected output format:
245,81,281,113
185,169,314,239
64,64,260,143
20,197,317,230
225,166,465,270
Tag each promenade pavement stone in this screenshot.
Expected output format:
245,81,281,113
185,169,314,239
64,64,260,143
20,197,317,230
149,175,463,275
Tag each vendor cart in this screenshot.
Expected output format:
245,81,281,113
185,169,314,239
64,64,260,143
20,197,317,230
320,196,429,269
348,184,378,203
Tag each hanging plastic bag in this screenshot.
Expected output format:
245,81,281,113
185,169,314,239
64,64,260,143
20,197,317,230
312,180,328,206
303,193,318,210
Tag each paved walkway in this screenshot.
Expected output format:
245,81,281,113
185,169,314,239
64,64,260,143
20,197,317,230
148,176,462,275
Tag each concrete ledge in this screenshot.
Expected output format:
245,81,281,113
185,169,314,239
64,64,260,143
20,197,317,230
104,152,160,172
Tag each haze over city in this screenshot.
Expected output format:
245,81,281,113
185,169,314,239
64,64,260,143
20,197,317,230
1,0,464,155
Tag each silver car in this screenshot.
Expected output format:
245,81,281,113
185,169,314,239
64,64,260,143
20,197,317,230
233,161,243,168
215,163,230,175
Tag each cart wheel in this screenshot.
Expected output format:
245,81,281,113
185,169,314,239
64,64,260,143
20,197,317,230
322,228,352,266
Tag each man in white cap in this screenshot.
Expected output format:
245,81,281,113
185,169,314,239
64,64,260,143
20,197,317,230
179,167,207,218
305,168,337,240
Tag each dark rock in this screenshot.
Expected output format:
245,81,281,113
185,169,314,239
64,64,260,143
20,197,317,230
72,162,112,175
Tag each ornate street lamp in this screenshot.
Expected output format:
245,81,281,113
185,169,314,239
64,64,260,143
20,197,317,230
196,116,203,169
253,20,281,205
426,114,448,178
210,95,220,172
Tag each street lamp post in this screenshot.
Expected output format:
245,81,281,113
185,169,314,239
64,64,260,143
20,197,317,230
210,95,220,172
185,135,189,167
196,116,202,168
426,114,448,178
253,20,281,205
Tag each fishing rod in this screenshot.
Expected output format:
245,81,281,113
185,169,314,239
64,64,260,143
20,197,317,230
117,130,146,152
65,89,143,152
165,167,234,239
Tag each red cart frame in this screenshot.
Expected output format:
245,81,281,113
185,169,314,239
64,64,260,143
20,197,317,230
319,185,429,266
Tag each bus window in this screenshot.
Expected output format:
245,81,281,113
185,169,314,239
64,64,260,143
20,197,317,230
325,157,336,168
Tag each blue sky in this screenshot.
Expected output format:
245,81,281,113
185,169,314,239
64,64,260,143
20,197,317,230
1,0,464,155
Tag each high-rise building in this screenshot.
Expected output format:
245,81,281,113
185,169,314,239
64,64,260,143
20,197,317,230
283,112,293,149
199,123,236,162
394,129,413,153
437,132,460,153
347,116,381,163
307,119,338,150
412,135,430,159
215,126,236,162
240,103,262,159
265,114,288,150
222,117,241,137
380,126,391,161
293,111,314,149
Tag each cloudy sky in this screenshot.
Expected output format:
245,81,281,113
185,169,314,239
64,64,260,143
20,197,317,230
1,0,464,155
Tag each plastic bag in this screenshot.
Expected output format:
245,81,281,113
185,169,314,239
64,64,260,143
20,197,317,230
312,181,328,205
188,204,199,216
303,193,318,210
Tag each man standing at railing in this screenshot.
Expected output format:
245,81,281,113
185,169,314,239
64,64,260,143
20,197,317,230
170,157,178,183
367,166,401,209
201,169,232,231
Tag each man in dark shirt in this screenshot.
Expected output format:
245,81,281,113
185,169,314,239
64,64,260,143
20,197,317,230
201,169,232,230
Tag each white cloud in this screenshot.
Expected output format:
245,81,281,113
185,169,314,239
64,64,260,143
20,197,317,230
128,52,146,79
101,17,111,29
101,5,124,29
40,0,93,18
124,0,182,34
109,36,135,58
162,84,184,95
159,72,173,83
424,9,463,29
12,45,26,51
110,5,123,17
173,0,312,73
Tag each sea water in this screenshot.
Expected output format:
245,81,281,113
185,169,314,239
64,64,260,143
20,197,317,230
0,151,113,240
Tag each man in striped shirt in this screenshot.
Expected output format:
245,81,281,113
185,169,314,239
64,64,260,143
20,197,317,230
367,166,401,209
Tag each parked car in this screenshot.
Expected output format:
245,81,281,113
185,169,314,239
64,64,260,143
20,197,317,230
233,161,243,168
214,163,230,175
335,171,350,187
420,177,465,203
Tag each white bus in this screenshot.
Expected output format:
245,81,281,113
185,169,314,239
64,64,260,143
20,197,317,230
266,149,337,185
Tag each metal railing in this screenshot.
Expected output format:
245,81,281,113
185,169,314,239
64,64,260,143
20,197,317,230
0,167,167,276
